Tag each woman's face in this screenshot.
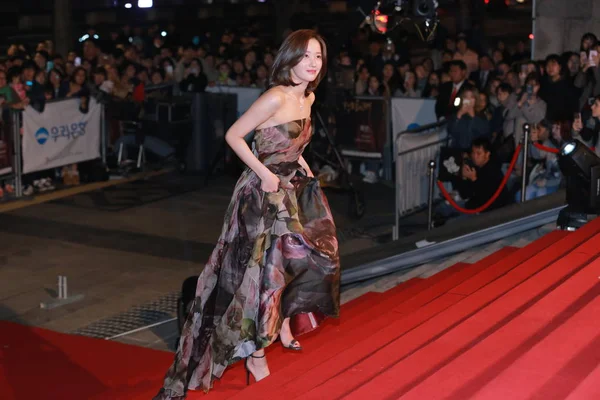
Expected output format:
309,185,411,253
256,65,267,80
245,51,256,66
382,64,394,80
36,70,46,85
492,50,503,64
74,69,86,85
506,72,519,89
151,72,163,85
462,90,476,108
50,71,61,86
126,65,136,78
233,61,245,74
423,58,434,73
368,76,380,91
290,38,323,84
190,60,201,72
219,63,230,76
405,72,416,87
583,38,594,51
477,93,488,110
415,65,427,80
568,54,580,74
264,53,274,67
107,67,119,82
428,73,439,86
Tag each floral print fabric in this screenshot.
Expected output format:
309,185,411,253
154,118,340,399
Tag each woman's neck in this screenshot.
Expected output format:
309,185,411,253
286,83,308,98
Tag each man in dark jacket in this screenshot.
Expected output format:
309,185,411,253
455,137,511,211
436,60,468,119
434,137,510,223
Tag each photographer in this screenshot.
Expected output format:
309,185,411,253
447,85,491,151
434,137,509,222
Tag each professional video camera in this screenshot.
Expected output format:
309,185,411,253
362,0,439,42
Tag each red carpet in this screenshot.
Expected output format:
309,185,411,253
3,218,600,400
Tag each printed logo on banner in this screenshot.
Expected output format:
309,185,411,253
34,123,88,145
35,128,49,145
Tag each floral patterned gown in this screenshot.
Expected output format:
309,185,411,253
154,117,340,399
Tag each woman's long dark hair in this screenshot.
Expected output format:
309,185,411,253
269,29,327,96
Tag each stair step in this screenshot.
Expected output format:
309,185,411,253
341,225,600,399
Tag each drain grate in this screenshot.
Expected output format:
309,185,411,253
73,292,179,339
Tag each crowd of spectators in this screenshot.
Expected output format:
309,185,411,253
323,29,600,220
0,20,598,216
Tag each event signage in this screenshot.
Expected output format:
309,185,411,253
22,98,101,174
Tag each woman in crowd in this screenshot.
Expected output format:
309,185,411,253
515,120,562,201
447,85,491,151
179,58,208,93
573,94,600,157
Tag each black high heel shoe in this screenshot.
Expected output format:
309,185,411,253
245,353,267,385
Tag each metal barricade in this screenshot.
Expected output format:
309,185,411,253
393,121,448,240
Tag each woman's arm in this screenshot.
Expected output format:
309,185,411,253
225,89,289,192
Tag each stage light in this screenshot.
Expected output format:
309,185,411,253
78,34,90,43
124,3,132,8
556,141,600,230
364,1,439,42
138,0,153,8
93,34,99,39
161,31,167,37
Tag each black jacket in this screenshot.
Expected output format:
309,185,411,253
454,159,510,211
539,76,577,122
436,81,464,119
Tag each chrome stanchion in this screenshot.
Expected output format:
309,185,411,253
520,123,531,204
427,160,436,230
101,103,107,165
12,110,22,198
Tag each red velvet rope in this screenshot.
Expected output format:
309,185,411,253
533,142,559,154
437,144,523,215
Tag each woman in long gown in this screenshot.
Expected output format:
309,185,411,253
154,29,340,399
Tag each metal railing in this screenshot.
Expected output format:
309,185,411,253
393,120,448,240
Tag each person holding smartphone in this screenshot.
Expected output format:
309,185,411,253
447,85,491,151
572,94,600,157
514,73,547,144
575,45,600,109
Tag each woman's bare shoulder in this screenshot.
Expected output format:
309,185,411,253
260,86,287,106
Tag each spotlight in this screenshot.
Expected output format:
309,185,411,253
124,3,132,8
363,0,439,41
557,140,600,230
138,0,153,7
161,31,167,37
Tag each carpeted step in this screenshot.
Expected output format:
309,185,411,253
0,321,173,400
341,226,600,399
225,247,519,400
407,260,600,400
300,226,594,399
564,363,600,400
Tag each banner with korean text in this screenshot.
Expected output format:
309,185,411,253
22,98,101,174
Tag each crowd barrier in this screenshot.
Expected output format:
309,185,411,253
393,121,448,238
6,97,107,198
